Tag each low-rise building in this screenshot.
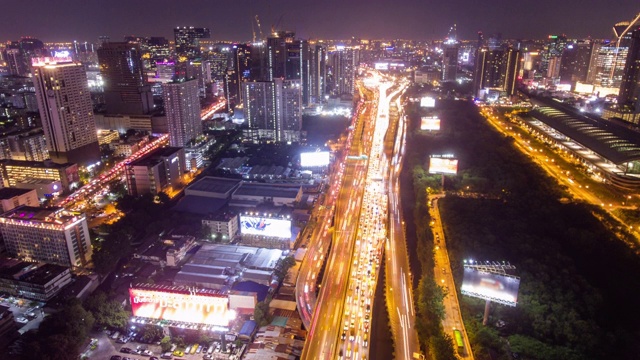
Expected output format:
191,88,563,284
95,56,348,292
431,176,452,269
0,188,39,213
97,129,120,145
202,211,239,241
0,258,72,301
0,159,79,192
231,183,302,208
125,146,186,196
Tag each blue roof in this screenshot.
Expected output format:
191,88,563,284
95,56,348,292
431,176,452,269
239,320,257,337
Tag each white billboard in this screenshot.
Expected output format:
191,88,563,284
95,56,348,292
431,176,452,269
420,96,436,107
240,216,292,239
374,62,389,70
228,292,257,311
461,267,520,307
421,116,441,131
301,151,330,167
429,157,458,175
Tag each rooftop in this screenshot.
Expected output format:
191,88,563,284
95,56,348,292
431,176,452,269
233,183,301,199
0,258,69,286
187,176,241,194
0,206,84,226
0,159,75,169
529,97,640,164
129,146,183,167
0,188,34,200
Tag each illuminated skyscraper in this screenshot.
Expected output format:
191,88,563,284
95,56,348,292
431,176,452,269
97,42,153,115
32,57,100,165
442,24,459,82
330,46,358,96
541,35,567,79
162,78,202,147
559,40,594,83
174,27,210,59
473,47,521,97
618,26,640,112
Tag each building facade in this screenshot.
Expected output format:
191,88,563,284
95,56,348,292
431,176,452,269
32,57,100,165
0,206,92,268
162,78,202,147
125,146,186,196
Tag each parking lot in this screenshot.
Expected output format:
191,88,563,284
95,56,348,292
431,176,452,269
0,296,45,334
83,329,242,360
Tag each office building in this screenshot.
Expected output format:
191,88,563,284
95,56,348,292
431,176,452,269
541,35,567,79
174,27,210,59
474,47,521,98
0,258,72,301
618,26,640,112
559,40,594,83
125,146,186,196
0,206,92,268
97,42,153,115
163,78,202,147
0,188,39,213
32,57,100,165
0,159,79,192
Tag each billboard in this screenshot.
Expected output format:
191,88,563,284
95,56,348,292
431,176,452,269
420,96,436,108
129,288,232,326
429,157,458,175
301,151,330,167
460,267,520,306
421,116,441,131
374,62,389,70
240,216,292,239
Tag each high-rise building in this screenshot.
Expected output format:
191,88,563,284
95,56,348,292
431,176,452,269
174,27,210,59
98,42,153,115
618,26,640,112
442,25,459,82
330,46,358,96
162,78,202,147
559,40,594,83
473,47,521,97
309,43,327,104
541,35,567,79
148,36,170,65
242,78,302,142
588,40,628,88
32,57,100,165
0,206,92,268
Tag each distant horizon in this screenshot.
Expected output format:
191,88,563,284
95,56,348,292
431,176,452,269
0,0,637,45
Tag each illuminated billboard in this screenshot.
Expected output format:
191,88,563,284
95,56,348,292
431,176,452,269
129,288,232,326
420,96,436,108
460,267,520,306
421,116,441,131
300,151,330,167
374,62,389,70
428,157,458,175
240,216,292,239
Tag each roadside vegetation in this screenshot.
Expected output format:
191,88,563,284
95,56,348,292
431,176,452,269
401,91,640,360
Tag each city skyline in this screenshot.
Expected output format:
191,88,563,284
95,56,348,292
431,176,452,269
1,0,639,42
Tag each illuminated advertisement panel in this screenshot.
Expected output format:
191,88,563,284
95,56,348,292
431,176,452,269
129,288,231,325
421,116,441,131
460,267,520,306
240,216,292,239
428,157,458,175
300,151,330,167
374,62,389,70
420,96,436,107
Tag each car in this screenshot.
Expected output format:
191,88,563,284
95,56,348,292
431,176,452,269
121,347,133,354
16,317,29,324
141,349,153,356
173,350,184,357
203,355,213,360
110,356,122,360
161,352,173,359
150,357,159,360
196,345,203,353
341,331,346,341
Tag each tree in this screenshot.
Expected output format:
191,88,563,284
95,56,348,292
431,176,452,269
85,291,129,330
253,301,272,327
160,336,172,352
141,325,164,343
274,256,296,282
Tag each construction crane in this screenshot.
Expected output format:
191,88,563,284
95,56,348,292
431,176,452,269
254,15,264,42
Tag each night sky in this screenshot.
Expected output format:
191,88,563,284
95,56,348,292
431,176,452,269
2,0,639,42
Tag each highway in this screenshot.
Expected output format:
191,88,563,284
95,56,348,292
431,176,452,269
301,73,418,360
385,85,421,360
430,196,474,359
